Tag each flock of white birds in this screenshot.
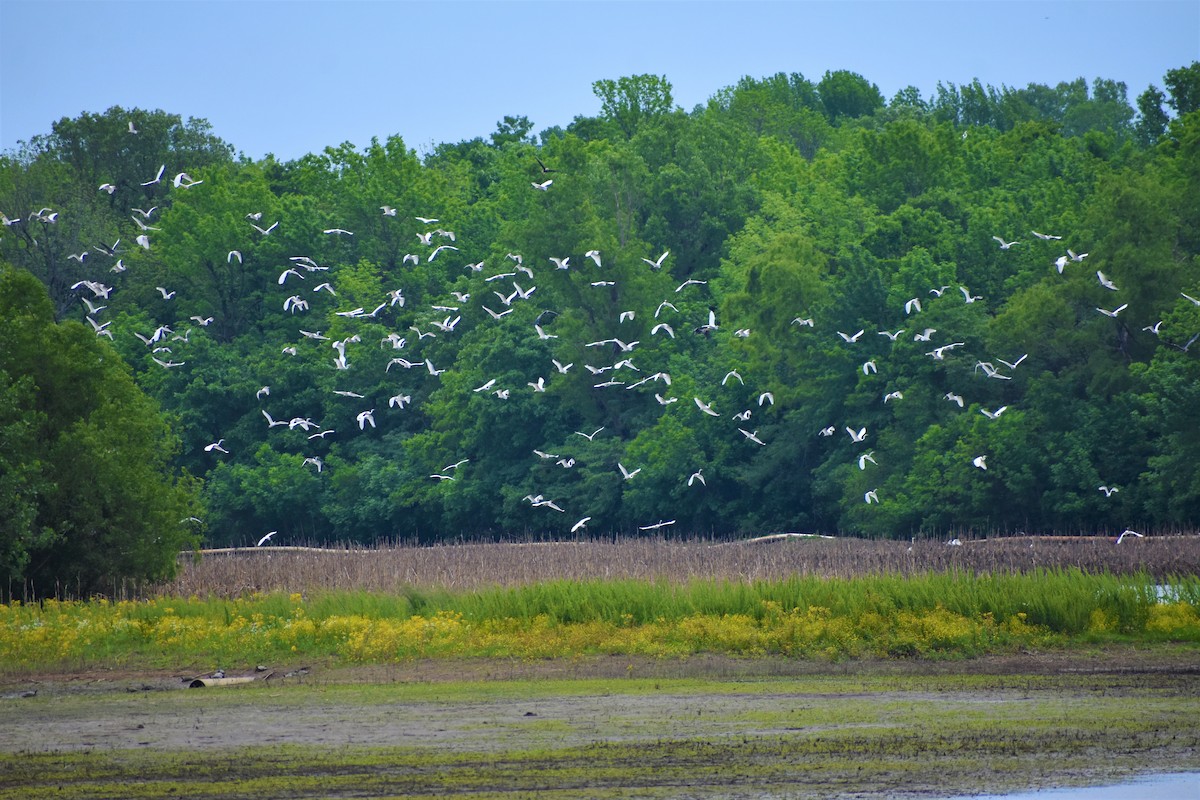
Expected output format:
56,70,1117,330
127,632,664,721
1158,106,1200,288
8,127,1197,546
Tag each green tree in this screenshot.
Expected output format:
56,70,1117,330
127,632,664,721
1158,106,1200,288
593,74,676,138
0,266,201,598
1136,85,1170,146
817,70,884,121
1164,62,1200,115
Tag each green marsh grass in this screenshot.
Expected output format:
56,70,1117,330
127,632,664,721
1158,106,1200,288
3,570,1198,673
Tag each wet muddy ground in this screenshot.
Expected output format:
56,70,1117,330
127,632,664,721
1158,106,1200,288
2,647,1199,799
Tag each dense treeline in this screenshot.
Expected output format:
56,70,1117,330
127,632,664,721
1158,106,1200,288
2,66,1199,568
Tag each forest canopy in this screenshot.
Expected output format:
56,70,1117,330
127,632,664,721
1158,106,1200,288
1,66,1198,563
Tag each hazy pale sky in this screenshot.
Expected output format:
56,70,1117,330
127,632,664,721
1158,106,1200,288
2,1,1197,161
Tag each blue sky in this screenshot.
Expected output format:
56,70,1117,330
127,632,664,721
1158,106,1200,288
2,1,1197,161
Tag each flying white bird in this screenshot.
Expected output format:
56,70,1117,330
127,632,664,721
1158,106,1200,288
694,397,720,417
904,298,922,315
156,286,176,300
818,426,836,437
532,179,553,190
356,409,376,429
584,249,602,267
173,172,203,188
1096,271,1119,291
1032,230,1062,240
838,330,865,343
87,317,113,338
575,427,605,441
80,297,106,315
618,463,642,480
251,221,279,236
862,360,877,375
643,250,669,269
262,410,287,428
997,354,1028,370
256,531,277,546
1116,529,1143,544
428,244,459,261
864,490,879,504
739,428,766,446
1097,304,1128,317
858,451,877,469
847,426,868,442
980,406,1008,419
960,286,982,303
688,469,706,487
1098,485,1120,497
571,517,591,533
141,164,165,186
992,236,1020,249
972,455,988,470
944,393,965,407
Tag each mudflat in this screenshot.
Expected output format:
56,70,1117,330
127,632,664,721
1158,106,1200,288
2,646,1199,799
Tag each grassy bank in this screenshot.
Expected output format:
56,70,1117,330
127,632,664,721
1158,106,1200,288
3,571,1198,672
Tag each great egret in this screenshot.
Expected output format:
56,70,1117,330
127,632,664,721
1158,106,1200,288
643,250,669,269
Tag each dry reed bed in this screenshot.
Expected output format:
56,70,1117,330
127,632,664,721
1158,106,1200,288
162,535,1200,598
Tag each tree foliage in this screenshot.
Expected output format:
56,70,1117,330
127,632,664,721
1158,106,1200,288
0,66,1197,557
0,266,201,598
